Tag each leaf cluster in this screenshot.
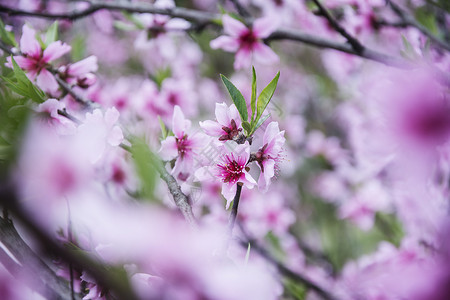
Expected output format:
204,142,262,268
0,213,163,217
220,67,280,137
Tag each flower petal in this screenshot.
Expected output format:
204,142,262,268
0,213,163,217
210,36,239,52
172,105,188,138
252,17,278,39
222,15,247,36
222,183,236,209
20,25,41,57
253,43,279,65
159,136,178,161
234,48,252,70
165,18,191,30
43,41,71,63
258,159,275,192
68,56,98,77
200,120,224,137
36,69,59,94
215,102,231,126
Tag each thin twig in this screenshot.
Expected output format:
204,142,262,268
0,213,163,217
227,183,242,235
387,0,450,51
228,0,251,19
0,215,81,300
0,1,412,67
237,223,338,300
309,0,364,53
156,160,198,226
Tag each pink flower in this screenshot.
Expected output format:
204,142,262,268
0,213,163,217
77,107,124,163
254,122,285,192
215,143,256,207
199,102,243,142
159,105,205,178
7,25,71,94
210,15,279,69
58,55,98,88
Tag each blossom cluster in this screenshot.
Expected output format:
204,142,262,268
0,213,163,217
0,0,449,299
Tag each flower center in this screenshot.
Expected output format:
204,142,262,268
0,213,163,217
219,119,242,141
218,155,244,184
176,135,190,159
238,30,258,50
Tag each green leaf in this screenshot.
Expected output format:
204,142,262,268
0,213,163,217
45,21,58,46
254,71,279,129
71,34,85,61
0,19,17,47
6,56,45,103
158,116,167,140
244,243,251,265
220,74,248,122
415,7,438,35
251,114,270,135
250,66,257,123
130,137,159,201
242,121,251,135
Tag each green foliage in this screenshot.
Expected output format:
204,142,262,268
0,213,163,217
130,137,159,201
153,67,172,88
283,279,307,300
71,34,86,61
0,68,32,175
0,19,17,47
254,71,280,130
1,57,46,103
414,7,438,35
220,69,280,137
220,74,248,124
400,35,418,60
45,21,59,46
250,66,257,123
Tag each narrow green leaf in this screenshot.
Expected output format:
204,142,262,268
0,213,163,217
158,116,167,140
251,114,270,135
45,21,58,46
244,243,251,265
250,66,257,124
242,121,251,135
130,137,159,201
10,56,45,103
0,19,17,47
71,35,85,61
220,74,248,122
254,71,279,128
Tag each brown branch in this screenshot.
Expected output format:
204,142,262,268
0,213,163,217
267,28,411,67
237,223,338,300
0,216,82,300
227,183,242,235
309,0,364,53
0,1,412,67
155,160,198,226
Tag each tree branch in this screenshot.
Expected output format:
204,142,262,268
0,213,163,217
227,183,242,235
0,216,81,300
155,160,198,226
309,0,364,53
237,223,338,300
0,1,412,67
